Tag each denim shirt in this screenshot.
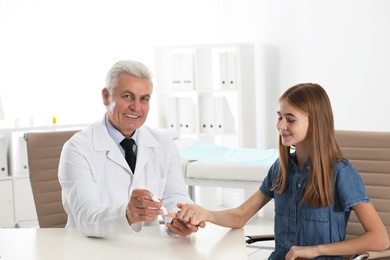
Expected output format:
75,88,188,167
260,153,369,260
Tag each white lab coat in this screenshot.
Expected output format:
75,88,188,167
58,117,192,237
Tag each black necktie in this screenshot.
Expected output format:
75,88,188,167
120,138,136,173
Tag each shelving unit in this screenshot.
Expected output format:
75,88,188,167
153,43,261,149
0,122,88,227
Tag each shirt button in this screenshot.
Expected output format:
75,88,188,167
298,183,301,188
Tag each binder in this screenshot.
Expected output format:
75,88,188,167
198,95,215,134
176,97,196,134
181,53,195,90
171,53,194,91
166,96,178,132
219,51,237,90
17,135,29,175
214,96,235,134
171,53,182,90
226,52,236,90
219,52,228,90
0,137,8,177
10,135,29,176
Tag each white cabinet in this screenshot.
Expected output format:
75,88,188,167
0,137,9,177
0,177,37,228
13,176,38,225
0,176,38,228
153,43,261,148
0,178,15,227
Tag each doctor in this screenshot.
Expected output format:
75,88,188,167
58,60,203,238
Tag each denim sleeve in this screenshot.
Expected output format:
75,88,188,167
260,159,280,198
334,160,370,211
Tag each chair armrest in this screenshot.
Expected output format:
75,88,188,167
361,248,390,259
350,253,369,260
350,248,390,259
245,234,274,245
245,237,389,259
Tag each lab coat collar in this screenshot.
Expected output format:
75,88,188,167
91,116,162,174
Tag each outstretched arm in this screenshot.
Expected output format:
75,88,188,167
171,190,271,228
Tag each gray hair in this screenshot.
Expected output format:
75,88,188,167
105,60,153,94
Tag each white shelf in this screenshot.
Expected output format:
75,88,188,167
154,43,262,148
0,122,89,134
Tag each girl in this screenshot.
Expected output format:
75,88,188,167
173,83,389,259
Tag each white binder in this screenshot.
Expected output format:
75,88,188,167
226,52,236,90
171,53,182,90
0,137,9,177
17,135,29,175
198,95,215,134
10,134,29,176
219,52,228,90
171,53,194,91
214,96,235,134
166,96,178,132
219,51,237,90
176,97,196,134
181,53,195,90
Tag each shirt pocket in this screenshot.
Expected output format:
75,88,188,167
299,205,331,246
301,205,330,222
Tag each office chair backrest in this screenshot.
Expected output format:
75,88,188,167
24,130,79,228
336,130,390,259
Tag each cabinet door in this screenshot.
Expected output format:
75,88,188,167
13,177,37,223
0,179,15,227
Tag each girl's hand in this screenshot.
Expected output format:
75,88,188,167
167,203,209,227
285,245,319,260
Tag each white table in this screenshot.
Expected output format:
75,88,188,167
0,224,248,260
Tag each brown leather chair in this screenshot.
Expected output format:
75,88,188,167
24,130,79,228
246,130,390,259
336,130,390,259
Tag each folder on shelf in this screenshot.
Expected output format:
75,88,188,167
166,96,178,132
171,54,182,90
0,137,9,177
18,135,29,175
219,52,237,90
198,95,215,134
10,134,29,176
176,97,196,134
226,52,237,90
171,53,194,91
214,96,235,134
219,52,228,90
181,53,195,90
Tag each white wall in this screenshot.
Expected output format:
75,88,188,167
1,0,389,148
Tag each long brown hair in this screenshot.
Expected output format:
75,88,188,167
273,83,344,208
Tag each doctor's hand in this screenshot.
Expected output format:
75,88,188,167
166,203,207,236
166,217,205,237
126,189,164,225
